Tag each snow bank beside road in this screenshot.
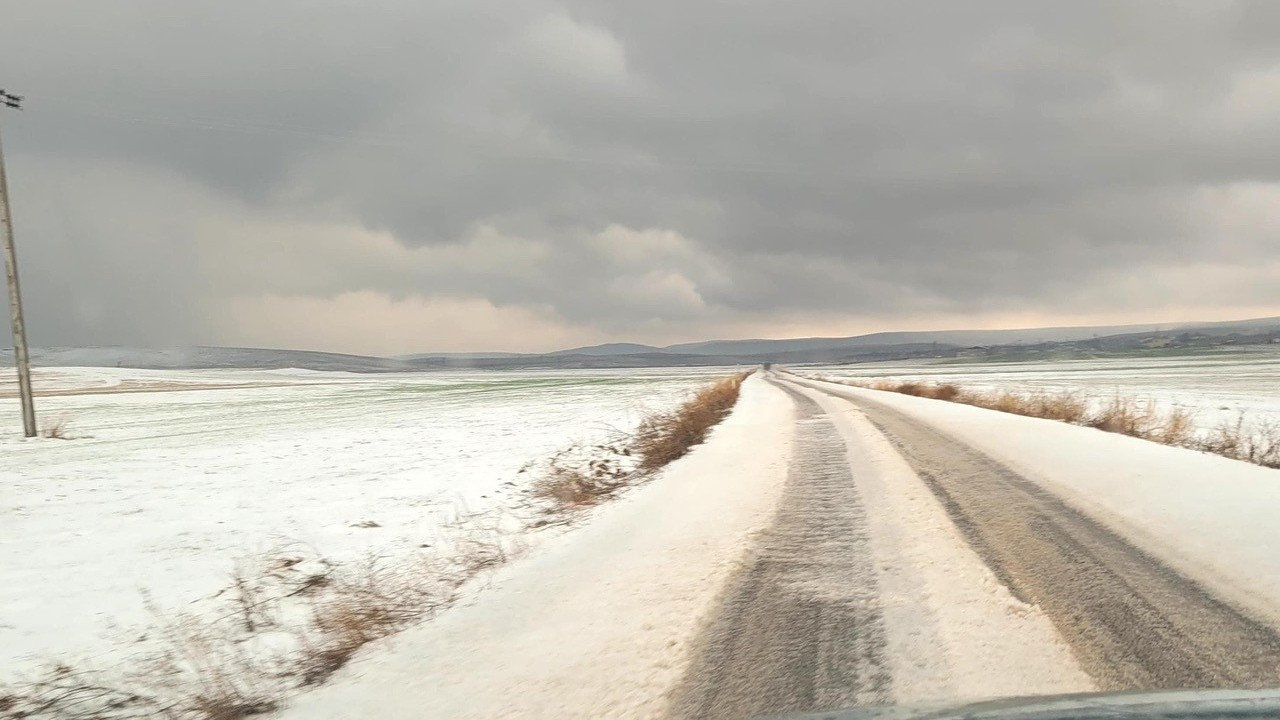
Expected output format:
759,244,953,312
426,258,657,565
0,366,713,675
279,374,794,720
795,376,1280,627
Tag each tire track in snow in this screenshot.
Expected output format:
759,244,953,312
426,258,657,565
665,383,890,719
818,383,1280,691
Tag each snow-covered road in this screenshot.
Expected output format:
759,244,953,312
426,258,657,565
666,381,1091,718
18,365,1273,717
781,377,1280,693
277,369,1280,719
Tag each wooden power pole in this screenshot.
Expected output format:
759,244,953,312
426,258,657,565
0,89,36,438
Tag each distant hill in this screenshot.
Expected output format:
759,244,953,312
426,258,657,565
7,316,1279,372
397,351,525,360
550,343,665,357
661,317,1280,356
2,346,410,372
1180,316,1280,334
666,324,1156,356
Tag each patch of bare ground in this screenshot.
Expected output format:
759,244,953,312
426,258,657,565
817,376,1280,469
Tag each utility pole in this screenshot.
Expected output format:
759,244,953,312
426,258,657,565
0,89,36,438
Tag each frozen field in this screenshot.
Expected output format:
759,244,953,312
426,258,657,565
803,349,1280,435
0,365,730,675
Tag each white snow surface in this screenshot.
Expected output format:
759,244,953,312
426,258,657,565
796,376,1280,628
278,374,795,720
805,350,1280,437
281,376,1098,718
792,382,1094,702
0,365,731,675
10,358,1280,713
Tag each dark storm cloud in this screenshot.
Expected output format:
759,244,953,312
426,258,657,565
3,0,1280,351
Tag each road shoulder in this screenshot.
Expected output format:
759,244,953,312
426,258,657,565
276,375,795,720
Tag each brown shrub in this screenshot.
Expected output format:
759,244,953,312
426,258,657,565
985,389,1032,416
0,540,502,719
1201,414,1280,468
865,380,963,402
295,552,469,686
528,443,631,510
146,609,277,720
892,381,928,397
632,372,750,471
1087,395,1157,437
1199,413,1245,459
930,383,962,402
302,596,394,686
526,373,750,521
1031,392,1090,424
1153,406,1197,447
1244,419,1280,469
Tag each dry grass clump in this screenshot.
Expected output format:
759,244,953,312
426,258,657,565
297,557,445,686
0,537,514,720
1,611,279,720
527,372,752,518
527,441,633,510
40,416,71,440
828,375,1280,469
1152,406,1197,447
147,612,278,720
983,389,1031,415
1085,394,1158,437
1025,392,1091,423
4,373,755,718
1200,414,1280,469
633,373,750,471
964,389,1091,423
0,666,149,720
869,380,962,402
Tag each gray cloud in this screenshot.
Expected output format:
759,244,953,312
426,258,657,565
3,0,1280,353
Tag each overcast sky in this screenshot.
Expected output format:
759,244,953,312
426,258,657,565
2,0,1279,354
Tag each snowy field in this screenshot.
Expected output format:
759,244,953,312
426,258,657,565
803,348,1280,435
283,371,1280,718
0,365,731,676
281,374,796,720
